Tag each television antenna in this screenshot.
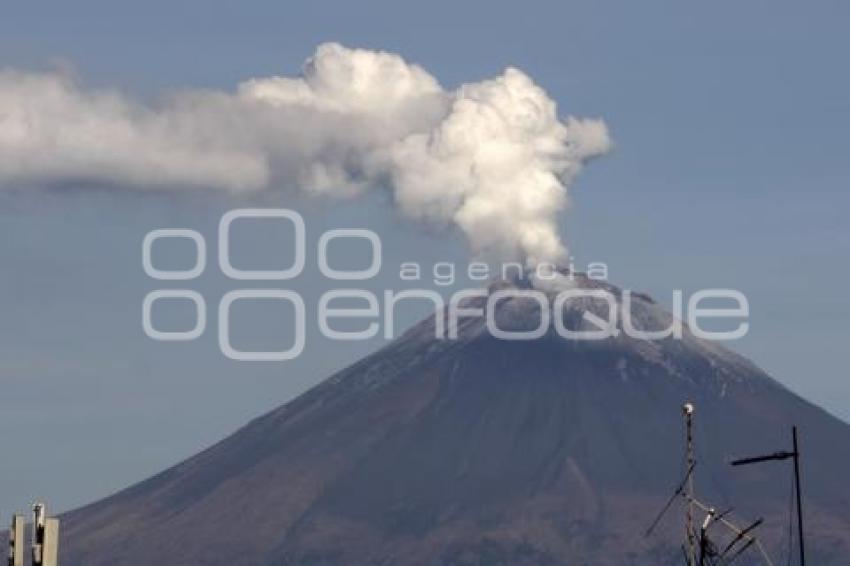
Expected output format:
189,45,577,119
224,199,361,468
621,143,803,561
730,426,806,565
645,402,774,566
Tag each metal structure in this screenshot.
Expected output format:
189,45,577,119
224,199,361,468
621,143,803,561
30,503,59,566
683,402,696,564
31,503,45,566
647,402,774,565
731,426,806,565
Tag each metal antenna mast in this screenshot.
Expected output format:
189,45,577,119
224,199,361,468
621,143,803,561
646,402,774,566
683,402,696,565
731,425,806,566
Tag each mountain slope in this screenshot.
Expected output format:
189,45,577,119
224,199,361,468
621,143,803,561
41,276,850,564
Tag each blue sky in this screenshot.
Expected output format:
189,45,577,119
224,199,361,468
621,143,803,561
1,0,849,513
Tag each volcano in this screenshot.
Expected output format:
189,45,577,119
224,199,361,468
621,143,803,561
28,276,850,564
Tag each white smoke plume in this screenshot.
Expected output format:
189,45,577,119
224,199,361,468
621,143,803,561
0,43,610,264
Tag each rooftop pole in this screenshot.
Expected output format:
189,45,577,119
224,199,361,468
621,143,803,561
730,425,805,566
792,427,806,566
683,403,696,565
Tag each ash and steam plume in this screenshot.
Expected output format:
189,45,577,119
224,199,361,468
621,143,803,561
0,43,611,265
